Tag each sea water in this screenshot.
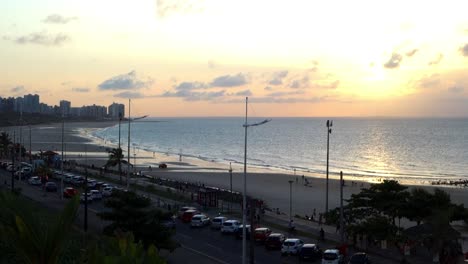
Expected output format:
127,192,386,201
92,117,468,184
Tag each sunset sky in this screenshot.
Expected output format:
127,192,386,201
1,0,467,117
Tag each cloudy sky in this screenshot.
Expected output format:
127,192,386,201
1,0,467,117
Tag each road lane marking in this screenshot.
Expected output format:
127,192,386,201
180,243,231,264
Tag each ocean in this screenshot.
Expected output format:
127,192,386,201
92,117,468,185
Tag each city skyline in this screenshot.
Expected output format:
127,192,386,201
1,0,467,117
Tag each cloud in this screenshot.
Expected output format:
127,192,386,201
174,82,207,91
405,49,418,57
156,0,204,18
268,70,288,85
289,75,310,89
428,53,443,66
383,53,403,69
161,90,225,101
234,90,252,96
418,74,441,89
460,43,468,57
43,14,78,24
61,81,71,86
71,87,90,93
314,80,340,90
267,90,305,97
210,73,248,87
98,71,153,90
448,86,464,94
114,91,144,99
208,60,217,69
264,86,273,91
308,60,319,72
14,32,70,46
11,86,25,93
226,96,328,104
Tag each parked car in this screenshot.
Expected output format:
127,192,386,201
235,224,251,240
28,176,41,185
90,189,102,200
299,244,322,261
72,176,84,185
102,186,113,197
87,179,97,188
178,206,197,218
322,249,344,264
45,182,58,192
348,252,371,264
64,173,74,183
254,227,272,243
281,238,304,255
101,183,112,189
63,187,78,198
211,216,227,230
162,217,176,230
80,192,94,203
221,220,241,234
181,209,200,223
265,233,286,250
190,214,211,227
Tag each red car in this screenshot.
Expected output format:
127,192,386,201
265,233,286,250
63,187,78,198
254,227,272,243
181,209,200,223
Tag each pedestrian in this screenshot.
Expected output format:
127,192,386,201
313,208,316,217
320,228,325,241
318,213,323,226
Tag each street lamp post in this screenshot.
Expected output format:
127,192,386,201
60,117,64,200
325,120,333,214
118,112,122,184
242,97,271,264
339,171,344,244
229,162,233,213
288,180,294,225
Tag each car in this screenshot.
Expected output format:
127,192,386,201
63,173,74,183
299,244,322,261
71,176,84,185
87,179,97,188
322,249,344,264
235,224,251,240
211,216,227,230
45,182,58,192
102,186,113,197
63,187,78,198
190,214,211,227
101,183,112,189
221,220,241,234
265,233,286,250
90,189,102,200
178,206,197,218
162,217,176,229
348,252,371,264
281,238,304,256
181,209,200,223
6,165,15,172
254,227,272,243
28,176,41,185
80,192,94,203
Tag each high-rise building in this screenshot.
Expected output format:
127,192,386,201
23,94,40,113
59,100,71,116
108,102,125,119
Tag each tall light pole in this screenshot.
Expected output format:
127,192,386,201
288,180,294,225
339,171,344,244
60,116,64,200
118,112,122,184
325,119,333,214
28,126,32,163
229,162,233,213
242,97,271,264
126,99,131,190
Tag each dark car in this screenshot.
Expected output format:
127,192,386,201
235,224,251,240
45,182,57,192
162,218,176,230
348,252,371,264
299,243,322,261
264,233,286,250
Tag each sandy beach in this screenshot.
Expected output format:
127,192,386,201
3,121,468,217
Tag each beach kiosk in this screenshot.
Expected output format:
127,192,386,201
197,187,218,207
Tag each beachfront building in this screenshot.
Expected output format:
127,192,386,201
108,102,125,119
22,94,40,113
80,104,107,119
59,100,71,117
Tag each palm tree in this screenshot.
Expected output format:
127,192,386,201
0,132,12,158
106,147,124,184
0,191,80,263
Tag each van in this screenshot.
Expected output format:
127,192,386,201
181,209,200,223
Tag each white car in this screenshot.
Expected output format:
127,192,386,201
90,190,102,200
321,249,343,264
281,238,304,255
87,179,97,188
102,186,113,197
221,220,241,233
71,176,84,185
28,176,41,185
211,216,227,229
63,174,74,183
80,192,94,203
190,214,211,227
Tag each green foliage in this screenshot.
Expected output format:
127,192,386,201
98,190,177,251
86,232,166,264
0,191,80,264
106,147,124,167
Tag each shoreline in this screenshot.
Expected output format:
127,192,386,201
2,121,467,215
